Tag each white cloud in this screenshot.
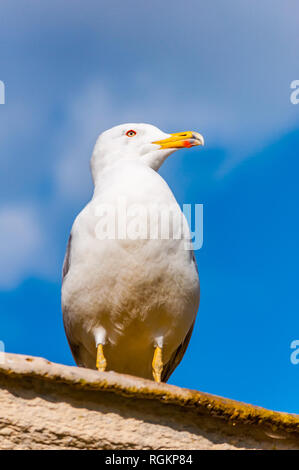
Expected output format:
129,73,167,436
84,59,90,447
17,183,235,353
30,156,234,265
1,0,299,289
2,0,299,185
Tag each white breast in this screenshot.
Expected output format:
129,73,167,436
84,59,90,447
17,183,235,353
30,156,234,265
62,161,199,378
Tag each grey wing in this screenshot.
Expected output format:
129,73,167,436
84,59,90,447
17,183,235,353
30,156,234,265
191,248,199,275
61,233,84,367
63,309,85,368
62,233,72,282
161,320,196,383
161,250,199,382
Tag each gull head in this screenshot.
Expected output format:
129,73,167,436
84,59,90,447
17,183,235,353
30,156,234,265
91,123,204,180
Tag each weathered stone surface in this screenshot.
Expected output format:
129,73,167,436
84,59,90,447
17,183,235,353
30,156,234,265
0,353,298,450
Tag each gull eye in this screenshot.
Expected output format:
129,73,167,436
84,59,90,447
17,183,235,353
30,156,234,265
126,130,137,137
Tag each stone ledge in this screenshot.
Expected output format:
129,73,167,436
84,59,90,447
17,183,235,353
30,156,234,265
0,353,298,449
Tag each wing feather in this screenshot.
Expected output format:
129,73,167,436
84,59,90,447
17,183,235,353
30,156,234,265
161,320,195,382
161,249,199,382
62,233,72,282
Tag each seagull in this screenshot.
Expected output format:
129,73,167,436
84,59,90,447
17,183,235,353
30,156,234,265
61,123,204,382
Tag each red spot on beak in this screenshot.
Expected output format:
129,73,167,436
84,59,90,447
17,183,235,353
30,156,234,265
183,140,192,148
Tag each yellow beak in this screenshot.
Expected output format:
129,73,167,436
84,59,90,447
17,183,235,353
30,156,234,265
152,131,204,149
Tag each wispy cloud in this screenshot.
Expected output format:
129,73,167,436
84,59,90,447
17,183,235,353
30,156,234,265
0,0,299,288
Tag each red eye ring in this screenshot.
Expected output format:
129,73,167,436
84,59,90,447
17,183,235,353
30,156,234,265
126,129,137,137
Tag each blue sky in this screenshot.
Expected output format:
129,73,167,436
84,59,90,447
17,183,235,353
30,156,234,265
0,1,299,413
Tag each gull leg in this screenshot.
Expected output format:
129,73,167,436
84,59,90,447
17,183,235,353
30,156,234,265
96,344,107,372
152,346,163,383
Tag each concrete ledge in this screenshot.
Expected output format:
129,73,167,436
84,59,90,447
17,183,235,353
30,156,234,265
0,353,298,449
